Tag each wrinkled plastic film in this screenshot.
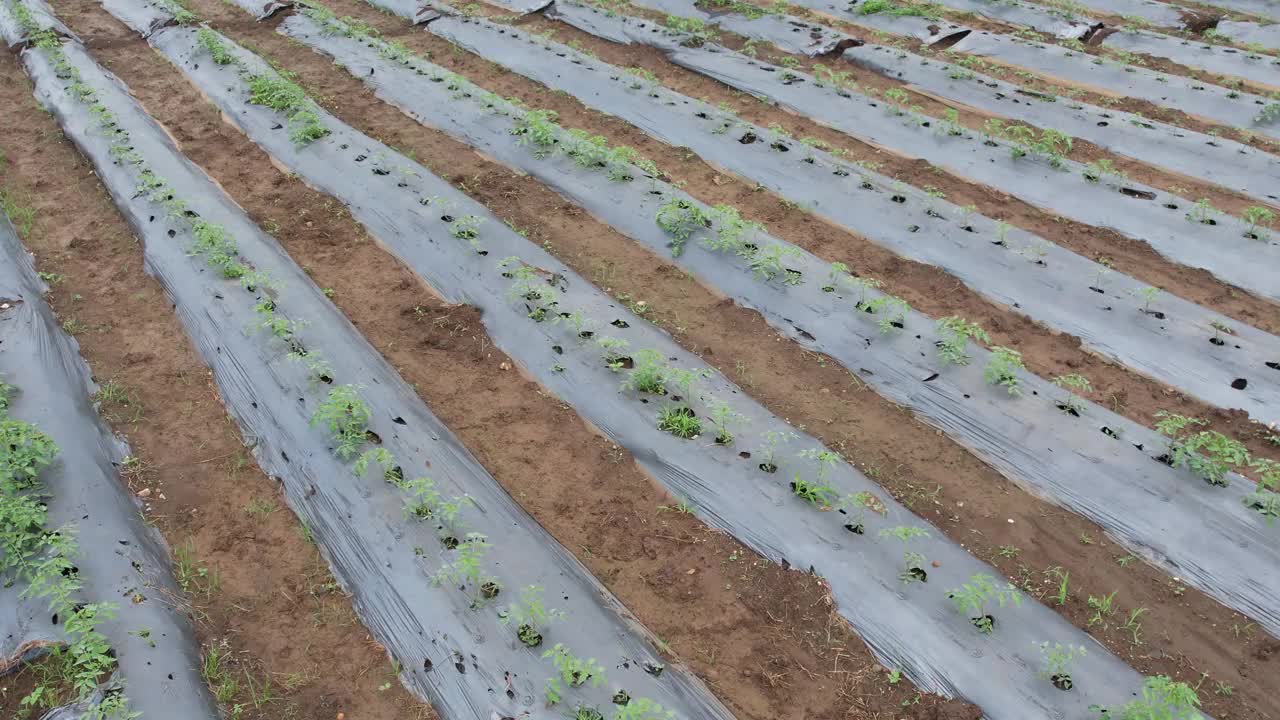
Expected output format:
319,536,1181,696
18,22,733,720
0,58,219,720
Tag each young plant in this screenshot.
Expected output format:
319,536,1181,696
1083,158,1124,183
514,109,560,158
655,198,709,256
946,574,1022,634
1131,286,1161,315
755,429,797,473
657,405,701,439
1090,675,1201,720
823,261,852,293
707,400,746,445
791,448,841,507
1242,205,1275,240
1037,642,1086,691
935,316,990,366
597,336,631,371
1187,198,1217,225
862,295,910,333
1051,373,1091,416
500,585,565,647
543,643,607,705
449,214,483,241
748,244,803,284
309,385,371,459
1154,411,1248,487
612,697,676,720
431,532,499,606
705,204,763,255
880,526,930,583
984,346,1025,396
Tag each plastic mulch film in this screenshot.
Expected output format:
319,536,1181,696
414,9,1280,420
840,41,1279,206
6,15,735,720
0,195,219,716
107,8,1280,713
903,0,1280,87
791,1,1280,137
118,15,1183,718
291,6,1280,640
545,0,1280,302
625,0,1280,206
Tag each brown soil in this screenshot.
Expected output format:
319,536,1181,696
9,4,987,720
32,1,1280,719
0,49,428,720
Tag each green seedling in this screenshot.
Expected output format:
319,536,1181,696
755,429,797,473
1089,675,1201,720
984,346,1026,396
543,643,607,705
500,585,565,647
1154,411,1248,487
1242,206,1274,240
946,574,1022,634
309,385,371,459
1037,642,1086,691
935,316,990,366
655,198,710,256
657,405,701,439
1052,374,1091,416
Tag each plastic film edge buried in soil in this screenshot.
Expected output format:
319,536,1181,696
0,156,220,720
106,9,1243,718
4,15,734,720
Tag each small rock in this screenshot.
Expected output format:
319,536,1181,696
685,568,696,575
158,493,166,501
137,488,152,498
499,362,511,371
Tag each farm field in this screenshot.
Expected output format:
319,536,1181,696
0,0,1277,717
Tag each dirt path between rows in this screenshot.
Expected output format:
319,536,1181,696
40,0,1280,717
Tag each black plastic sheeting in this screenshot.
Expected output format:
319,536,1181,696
351,6,1280,643
0,127,218,720
436,8,1280,424
545,1,1280,302
127,13,1184,719
18,19,732,720
842,41,1280,205
791,1,1280,138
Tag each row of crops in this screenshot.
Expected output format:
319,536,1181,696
0,0,1276,717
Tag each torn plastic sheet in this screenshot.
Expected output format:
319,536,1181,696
424,11,1280,424
871,0,1280,87
0,132,218,720
619,0,857,55
842,43,1280,205
16,26,733,720
97,0,173,36
543,0,1280,302
130,18,1183,719
790,1,1280,137
353,8,1280,639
